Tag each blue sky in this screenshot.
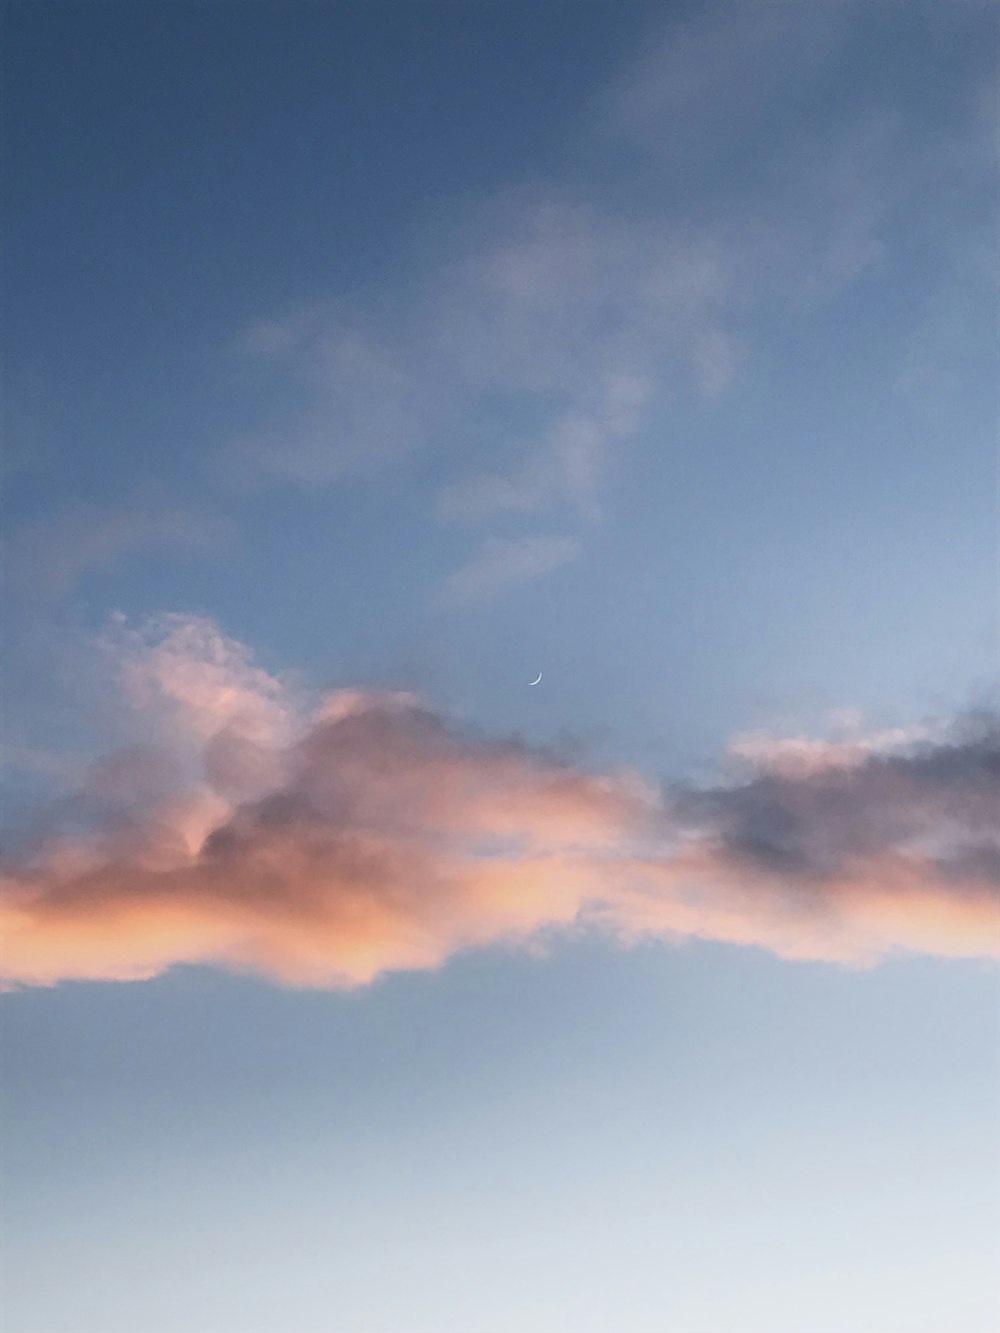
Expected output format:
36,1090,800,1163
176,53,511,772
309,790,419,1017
2,2,998,1330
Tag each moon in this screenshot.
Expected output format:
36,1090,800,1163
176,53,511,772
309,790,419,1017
529,672,542,686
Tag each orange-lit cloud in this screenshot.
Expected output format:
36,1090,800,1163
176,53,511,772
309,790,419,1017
2,618,998,988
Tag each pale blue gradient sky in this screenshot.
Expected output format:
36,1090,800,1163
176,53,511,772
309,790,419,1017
2,2,998,1330
4,947,998,1332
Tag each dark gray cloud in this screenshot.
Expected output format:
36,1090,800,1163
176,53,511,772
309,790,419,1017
676,717,1000,887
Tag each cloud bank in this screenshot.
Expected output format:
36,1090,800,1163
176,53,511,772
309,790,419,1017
2,617,997,989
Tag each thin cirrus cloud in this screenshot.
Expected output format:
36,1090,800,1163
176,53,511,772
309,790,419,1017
5,503,230,605
216,1,993,612
228,203,733,503
224,201,736,605
2,614,997,990
435,534,582,608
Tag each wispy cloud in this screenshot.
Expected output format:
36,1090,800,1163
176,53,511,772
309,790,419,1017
436,372,650,525
227,202,734,501
3,616,996,989
4,503,229,605
223,200,739,610
436,534,581,608
593,0,848,161
215,1,992,615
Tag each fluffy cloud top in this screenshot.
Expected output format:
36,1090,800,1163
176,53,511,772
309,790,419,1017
2,618,997,988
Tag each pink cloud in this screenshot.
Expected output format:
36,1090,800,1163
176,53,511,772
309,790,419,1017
2,618,997,989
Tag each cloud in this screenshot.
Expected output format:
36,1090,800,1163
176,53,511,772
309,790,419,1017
594,0,848,156
722,720,944,779
609,715,1000,964
592,0,993,296
4,503,229,604
224,202,737,608
2,617,997,989
223,1,983,495
436,374,650,525
108,612,295,750
214,1,991,618
227,202,734,503
436,534,581,608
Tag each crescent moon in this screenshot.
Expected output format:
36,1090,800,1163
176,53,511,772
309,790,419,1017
529,672,542,686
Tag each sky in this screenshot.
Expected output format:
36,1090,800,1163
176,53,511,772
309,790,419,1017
1,2,998,1330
